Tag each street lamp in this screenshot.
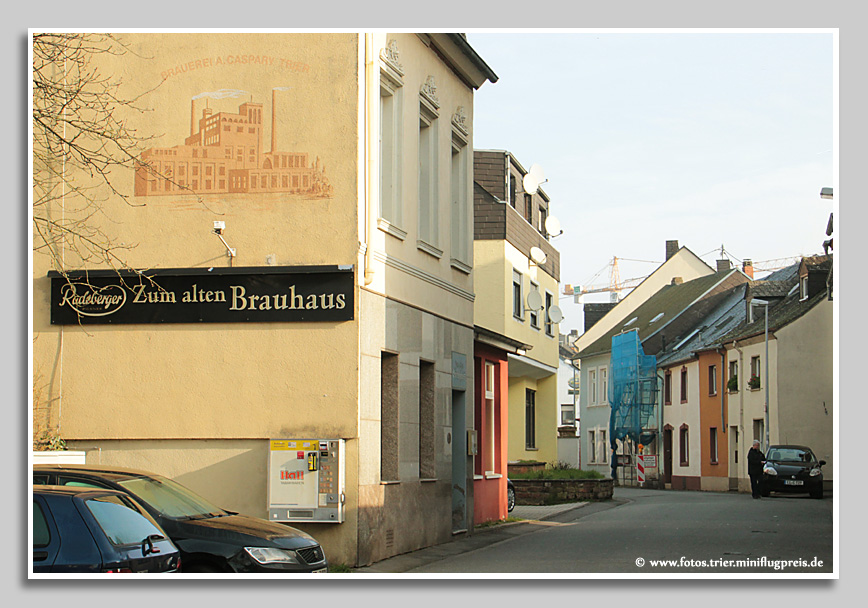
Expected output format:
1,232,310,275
751,298,770,451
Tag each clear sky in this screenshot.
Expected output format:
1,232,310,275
467,31,835,336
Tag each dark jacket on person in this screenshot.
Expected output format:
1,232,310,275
748,446,766,476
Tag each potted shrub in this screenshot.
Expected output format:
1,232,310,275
727,375,739,392
748,375,761,390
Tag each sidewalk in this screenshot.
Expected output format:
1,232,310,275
352,501,588,573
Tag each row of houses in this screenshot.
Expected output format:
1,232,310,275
574,243,833,493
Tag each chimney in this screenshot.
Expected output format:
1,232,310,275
671,277,683,285
742,259,754,279
716,259,732,272
271,89,277,154
666,240,679,261
191,99,197,137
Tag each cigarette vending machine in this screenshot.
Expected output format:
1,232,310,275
267,439,345,523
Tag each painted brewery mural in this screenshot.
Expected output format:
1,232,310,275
135,88,333,199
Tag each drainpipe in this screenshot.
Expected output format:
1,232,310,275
363,33,375,286
733,340,744,481
720,348,727,433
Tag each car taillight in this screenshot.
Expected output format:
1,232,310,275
104,568,133,573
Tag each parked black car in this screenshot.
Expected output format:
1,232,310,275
33,485,181,573
34,465,328,573
507,479,516,512
761,445,826,499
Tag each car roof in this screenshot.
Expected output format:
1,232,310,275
768,445,813,450
33,484,128,497
33,464,160,480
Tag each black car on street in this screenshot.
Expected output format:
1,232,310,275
761,445,826,499
34,465,328,573
33,485,181,573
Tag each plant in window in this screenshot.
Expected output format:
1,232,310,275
748,375,761,390
727,375,739,392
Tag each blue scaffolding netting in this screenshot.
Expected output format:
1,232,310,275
609,330,659,452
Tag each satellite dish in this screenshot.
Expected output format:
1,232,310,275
548,305,564,324
522,163,546,194
526,289,543,311
545,215,563,238
529,247,547,265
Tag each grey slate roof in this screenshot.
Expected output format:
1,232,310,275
575,269,749,360
720,260,831,344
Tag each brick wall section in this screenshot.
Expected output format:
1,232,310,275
512,479,614,504
505,203,560,282
583,302,617,332
474,150,507,200
474,182,507,240
473,182,560,282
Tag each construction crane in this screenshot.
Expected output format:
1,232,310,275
562,250,805,303
563,257,658,301
750,256,803,274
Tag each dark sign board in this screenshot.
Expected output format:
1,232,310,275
49,265,354,325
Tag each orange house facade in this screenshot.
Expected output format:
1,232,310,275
473,340,511,524
698,349,731,492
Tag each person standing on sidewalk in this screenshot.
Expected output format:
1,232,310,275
748,440,766,499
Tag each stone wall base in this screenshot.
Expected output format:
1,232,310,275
512,478,613,505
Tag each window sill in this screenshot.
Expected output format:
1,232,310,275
417,240,444,259
749,387,761,392
450,259,472,275
473,474,484,481
525,447,539,452
377,218,407,241
484,472,502,479
420,478,438,483
380,480,401,485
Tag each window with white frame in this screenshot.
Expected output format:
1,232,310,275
545,291,555,337
418,89,440,257
484,362,496,474
512,270,523,320
597,429,609,464
708,364,717,396
588,368,597,405
529,282,540,329
450,118,470,271
750,356,761,389
800,274,809,301
728,360,738,392
379,65,404,234
599,366,608,405
588,430,597,463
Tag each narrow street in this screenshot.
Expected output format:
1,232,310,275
357,487,834,575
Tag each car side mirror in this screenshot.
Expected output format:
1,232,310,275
819,460,826,466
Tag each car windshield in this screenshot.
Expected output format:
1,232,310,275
767,448,816,463
118,475,225,520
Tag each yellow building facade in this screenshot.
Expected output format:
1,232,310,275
32,32,496,567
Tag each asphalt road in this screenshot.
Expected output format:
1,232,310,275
405,487,834,575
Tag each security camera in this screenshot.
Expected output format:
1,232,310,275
213,221,225,235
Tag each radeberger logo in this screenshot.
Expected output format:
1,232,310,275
59,284,127,317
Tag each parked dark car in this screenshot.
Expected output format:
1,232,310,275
34,465,328,573
507,479,515,512
761,445,825,499
33,485,180,573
